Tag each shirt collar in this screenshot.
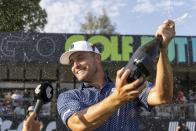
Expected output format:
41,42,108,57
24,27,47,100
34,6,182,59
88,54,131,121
80,75,113,89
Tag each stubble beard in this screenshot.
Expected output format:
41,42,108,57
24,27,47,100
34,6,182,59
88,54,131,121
81,67,98,83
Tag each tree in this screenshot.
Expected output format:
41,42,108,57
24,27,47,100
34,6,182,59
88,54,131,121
80,9,116,34
80,12,98,34
0,0,47,32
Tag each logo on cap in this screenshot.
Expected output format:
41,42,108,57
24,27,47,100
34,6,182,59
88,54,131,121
70,44,74,49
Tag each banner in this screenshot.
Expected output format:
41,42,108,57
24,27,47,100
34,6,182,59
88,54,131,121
0,33,195,65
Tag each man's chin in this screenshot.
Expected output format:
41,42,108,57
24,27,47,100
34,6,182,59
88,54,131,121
76,76,85,81
75,73,87,81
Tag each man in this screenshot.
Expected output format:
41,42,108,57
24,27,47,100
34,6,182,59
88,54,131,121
57,19,175,131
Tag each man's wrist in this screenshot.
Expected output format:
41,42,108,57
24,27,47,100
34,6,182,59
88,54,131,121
109,91,124,110
160,47,168,54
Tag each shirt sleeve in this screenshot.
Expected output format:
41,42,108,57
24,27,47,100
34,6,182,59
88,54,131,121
57,90,86,127
138,81,153,111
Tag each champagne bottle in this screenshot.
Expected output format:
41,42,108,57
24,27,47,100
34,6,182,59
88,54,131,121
125,35,163,83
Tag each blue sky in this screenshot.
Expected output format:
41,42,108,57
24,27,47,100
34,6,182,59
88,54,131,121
40,0,196,36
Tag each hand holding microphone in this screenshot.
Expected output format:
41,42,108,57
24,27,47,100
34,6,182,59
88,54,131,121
23,112,42,131
23,82,53,131
34,82,54,114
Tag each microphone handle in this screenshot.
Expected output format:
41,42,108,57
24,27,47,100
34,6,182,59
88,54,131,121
33,99,43,114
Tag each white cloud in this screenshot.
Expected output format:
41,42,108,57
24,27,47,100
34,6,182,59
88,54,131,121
40,0,127,33
131,0,186,14
91,0,126,17
40,0,85,33
131,0,156,14
130,0,193,27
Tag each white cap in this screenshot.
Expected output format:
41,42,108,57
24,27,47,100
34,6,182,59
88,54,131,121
60,41,100,65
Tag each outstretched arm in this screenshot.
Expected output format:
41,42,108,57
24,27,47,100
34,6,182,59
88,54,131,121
147,20,175,106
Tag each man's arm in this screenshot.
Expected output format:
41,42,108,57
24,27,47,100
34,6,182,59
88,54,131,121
67,69,145,131
147,20,175,106
67,92,121,131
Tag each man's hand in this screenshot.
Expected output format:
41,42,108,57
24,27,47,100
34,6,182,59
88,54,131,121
113,67,146,103
155,19,175,48
22,112,42,131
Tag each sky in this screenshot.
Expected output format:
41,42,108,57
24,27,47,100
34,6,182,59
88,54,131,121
39,0,196,36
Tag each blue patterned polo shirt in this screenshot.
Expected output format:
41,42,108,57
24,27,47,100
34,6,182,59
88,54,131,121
57,79,152,131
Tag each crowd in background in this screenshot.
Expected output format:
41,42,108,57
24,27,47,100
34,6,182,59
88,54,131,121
140,76,196,120
174,76,196,104
0,89,51,117
175,89,196,104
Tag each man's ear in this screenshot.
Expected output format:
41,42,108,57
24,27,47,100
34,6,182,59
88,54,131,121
95,54,101,63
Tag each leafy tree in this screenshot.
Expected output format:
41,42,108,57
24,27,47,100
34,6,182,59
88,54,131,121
80,9,116,34
0,0,47,32
97,9,116,34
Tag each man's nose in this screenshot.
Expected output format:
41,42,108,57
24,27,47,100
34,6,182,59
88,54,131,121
73,61,80,68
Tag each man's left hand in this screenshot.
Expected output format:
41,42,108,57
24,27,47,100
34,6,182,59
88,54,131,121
155,19,176,48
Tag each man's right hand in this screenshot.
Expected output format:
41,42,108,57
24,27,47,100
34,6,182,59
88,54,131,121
113,67,146,103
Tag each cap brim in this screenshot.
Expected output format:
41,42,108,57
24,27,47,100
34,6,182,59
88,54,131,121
60,50,100,65
60,51,79,65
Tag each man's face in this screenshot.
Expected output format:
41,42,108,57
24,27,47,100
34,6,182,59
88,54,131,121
69,52,99,82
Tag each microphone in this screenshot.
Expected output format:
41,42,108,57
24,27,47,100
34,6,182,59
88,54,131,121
33,82,54,114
